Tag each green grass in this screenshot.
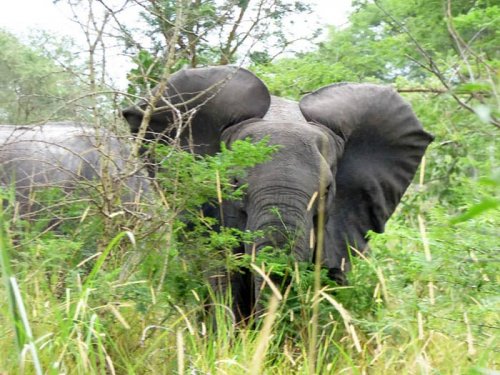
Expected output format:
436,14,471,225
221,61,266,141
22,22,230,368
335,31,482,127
1,202,498,374
0,138,498,374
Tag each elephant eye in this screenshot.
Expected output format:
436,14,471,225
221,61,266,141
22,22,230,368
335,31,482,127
232,198,245,211
320,183,331,198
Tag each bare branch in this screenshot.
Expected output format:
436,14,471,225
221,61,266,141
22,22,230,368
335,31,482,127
397,88,448,94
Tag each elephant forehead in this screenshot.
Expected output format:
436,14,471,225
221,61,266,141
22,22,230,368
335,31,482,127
239,120,330,147
264,96,306,123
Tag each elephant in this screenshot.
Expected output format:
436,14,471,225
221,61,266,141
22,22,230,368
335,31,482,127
122,66,434,319
0,122,151,220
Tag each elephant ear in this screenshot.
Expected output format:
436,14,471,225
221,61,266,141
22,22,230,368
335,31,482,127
122,66,270,155
300,83,434,255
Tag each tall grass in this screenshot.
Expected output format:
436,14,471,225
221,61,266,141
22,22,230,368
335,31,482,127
1,209,42,374
1,209,497,374
1,135,498,374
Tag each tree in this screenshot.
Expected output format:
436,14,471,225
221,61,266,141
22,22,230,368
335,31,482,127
254,0,499,127
136,0,313,65
0,30,85,124
121,0,316,94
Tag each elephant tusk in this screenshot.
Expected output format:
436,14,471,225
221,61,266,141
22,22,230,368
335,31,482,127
306,191,319,212
309,227,315,250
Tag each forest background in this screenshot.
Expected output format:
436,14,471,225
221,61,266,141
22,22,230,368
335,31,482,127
0,0,498,373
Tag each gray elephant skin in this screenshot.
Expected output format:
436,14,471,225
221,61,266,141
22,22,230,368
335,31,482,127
124,66,434,320
0,122,150,219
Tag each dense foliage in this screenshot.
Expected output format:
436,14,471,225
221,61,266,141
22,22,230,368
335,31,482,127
0,0,498,373
0,30,86,123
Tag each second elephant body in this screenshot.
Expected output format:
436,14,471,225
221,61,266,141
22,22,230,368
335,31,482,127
0,122,151,219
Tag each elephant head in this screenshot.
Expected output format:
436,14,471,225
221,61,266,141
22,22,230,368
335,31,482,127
123,66,433,318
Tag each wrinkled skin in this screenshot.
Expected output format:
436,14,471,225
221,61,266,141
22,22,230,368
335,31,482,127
0,122,151,219
123,66,434,320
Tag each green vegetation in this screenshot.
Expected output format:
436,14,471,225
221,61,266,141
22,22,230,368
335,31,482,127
0,0,498,373
0,30,88,124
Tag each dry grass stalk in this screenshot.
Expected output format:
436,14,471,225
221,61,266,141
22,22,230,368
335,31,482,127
418,214,435,305
463,312,476,356
320,291,362,353
105,355,117,375
306,191,318,212
249,296,280,375
250,263,283,300
174,305,195,335
375,267,389,304
177,329,185,375
418,311,425,340
107,304,131,330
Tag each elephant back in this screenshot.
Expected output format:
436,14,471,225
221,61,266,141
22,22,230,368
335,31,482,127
264,96,307,124
0,122,151,216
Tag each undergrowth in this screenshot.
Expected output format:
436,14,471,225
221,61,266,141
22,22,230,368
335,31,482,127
0,120,498,374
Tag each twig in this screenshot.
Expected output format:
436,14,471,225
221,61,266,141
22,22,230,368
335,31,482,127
397,88,448,94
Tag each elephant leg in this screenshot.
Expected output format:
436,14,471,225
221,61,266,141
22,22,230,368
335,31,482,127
209,266,255,324
232,268,255,322
323,219,352,286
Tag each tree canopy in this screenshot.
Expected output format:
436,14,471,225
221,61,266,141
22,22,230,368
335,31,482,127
253,0,499,129
0,30,85,123
124,0,316,95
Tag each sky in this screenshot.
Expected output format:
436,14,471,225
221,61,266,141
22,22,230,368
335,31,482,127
0,0,352,39
0,0,353,86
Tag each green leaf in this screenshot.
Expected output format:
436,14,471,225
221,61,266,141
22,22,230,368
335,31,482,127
450,198,500,224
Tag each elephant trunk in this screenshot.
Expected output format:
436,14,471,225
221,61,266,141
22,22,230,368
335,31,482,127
249,222,311,261
245,197,313,261
245,216,312,317
243,188,314,316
